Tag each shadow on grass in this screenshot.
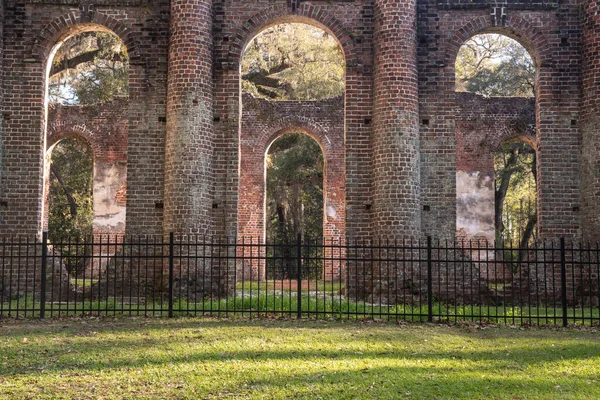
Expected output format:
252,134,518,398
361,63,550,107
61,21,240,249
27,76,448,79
1,320,599,379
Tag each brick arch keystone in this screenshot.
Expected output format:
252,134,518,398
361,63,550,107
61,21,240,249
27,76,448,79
227,4,357,69
30,11,140,64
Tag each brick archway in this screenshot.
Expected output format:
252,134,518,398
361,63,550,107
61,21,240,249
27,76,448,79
444,15,559,240
238,95,345,243
44,101,129,237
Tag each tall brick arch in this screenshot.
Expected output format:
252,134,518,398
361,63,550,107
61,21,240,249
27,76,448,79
214,5,360,240
438,14,567,240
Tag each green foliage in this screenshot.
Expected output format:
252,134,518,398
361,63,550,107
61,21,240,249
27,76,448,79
47,138,93,271
456,34,535,98
494,141,537,246
241,23,345,100
48,31,129,105
266,133,324,242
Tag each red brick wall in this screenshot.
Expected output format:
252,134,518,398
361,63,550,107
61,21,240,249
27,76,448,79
581,0,600,241
0,2,168,237
46,100,129,236
238,94,345,241
0,0,593,242
455,93,536,241
418,0,582,240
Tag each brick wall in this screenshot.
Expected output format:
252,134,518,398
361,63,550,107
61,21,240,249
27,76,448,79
238,94,345,242
581,0,600,241
418,0,582,240
0,1,168,237
455,93,535,241
47,99,129,236
0,0,594,243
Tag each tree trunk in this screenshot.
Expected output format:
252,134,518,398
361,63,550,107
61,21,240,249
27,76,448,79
495,151,518,240
50,163,78,217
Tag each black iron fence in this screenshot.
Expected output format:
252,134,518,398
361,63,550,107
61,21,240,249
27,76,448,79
0,233,599,326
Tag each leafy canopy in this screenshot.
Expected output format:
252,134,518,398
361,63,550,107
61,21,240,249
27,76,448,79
456,34,535,98
241,23,345,101
49,31,129,105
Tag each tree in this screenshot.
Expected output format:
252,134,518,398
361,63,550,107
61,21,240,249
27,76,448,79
48,138,94,273
494,141,537,247
266,133,324,278
456,34,535,97
49,31,129,105
241,23,345,101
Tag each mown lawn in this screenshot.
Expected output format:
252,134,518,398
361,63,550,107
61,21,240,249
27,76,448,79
0,318,599,399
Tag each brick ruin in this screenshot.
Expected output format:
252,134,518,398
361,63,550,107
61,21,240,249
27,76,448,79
0,1,599,304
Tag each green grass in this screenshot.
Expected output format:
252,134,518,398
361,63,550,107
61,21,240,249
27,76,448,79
70,278,98,288
2,291,599,326
0,318,598,399
237,280,344,294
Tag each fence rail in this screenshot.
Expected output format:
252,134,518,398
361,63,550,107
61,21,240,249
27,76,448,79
1,233,599,326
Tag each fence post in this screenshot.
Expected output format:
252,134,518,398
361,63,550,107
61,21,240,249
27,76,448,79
40,231,48,320
297,233,302,319
168,232,174,318
427,236,433,323
560,237,568,327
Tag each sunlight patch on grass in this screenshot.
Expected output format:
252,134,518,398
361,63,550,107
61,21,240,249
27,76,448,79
0,319,598,399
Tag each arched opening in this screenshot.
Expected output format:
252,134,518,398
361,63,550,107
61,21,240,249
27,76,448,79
265,132,324,279
237,21,346,282
43,28,129,238
241,23,345,102
46,137,94,275
455,33,537,244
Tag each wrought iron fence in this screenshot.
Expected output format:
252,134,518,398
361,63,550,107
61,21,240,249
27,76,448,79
0,233,598,326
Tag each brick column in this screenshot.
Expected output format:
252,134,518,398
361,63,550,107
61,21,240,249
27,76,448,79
372,0,421,239
0,2,4,207
581,0,600,241
164,0,214,235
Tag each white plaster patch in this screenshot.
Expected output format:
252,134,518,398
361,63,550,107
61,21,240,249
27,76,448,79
326,205,338,219
456,170,495,241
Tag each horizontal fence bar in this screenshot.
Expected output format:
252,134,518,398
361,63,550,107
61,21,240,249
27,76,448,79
0,234,598,327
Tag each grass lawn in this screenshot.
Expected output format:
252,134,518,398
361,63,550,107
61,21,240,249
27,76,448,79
0,319,599,399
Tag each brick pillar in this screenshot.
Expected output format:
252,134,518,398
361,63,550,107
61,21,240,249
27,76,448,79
581,0,600,241
372,0,421,239
0,2,4,206
164,0,214,235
